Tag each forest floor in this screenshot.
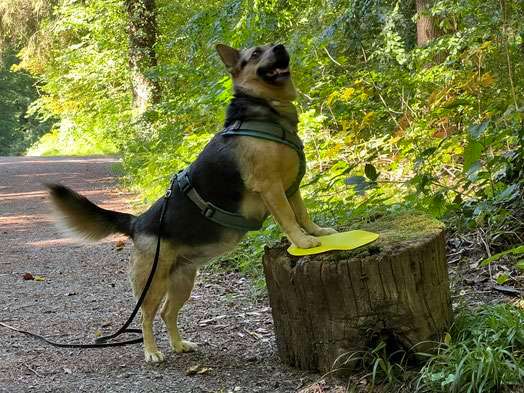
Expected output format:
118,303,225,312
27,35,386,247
0,156,328,393
0,156,521,393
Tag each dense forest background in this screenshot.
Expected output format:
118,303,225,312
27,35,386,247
1,0,522,238
1,0,523,284
1,0,523,390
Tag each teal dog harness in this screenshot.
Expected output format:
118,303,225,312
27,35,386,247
175,120,305,232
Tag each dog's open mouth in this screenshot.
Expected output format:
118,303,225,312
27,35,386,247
258,50,291,84
264,67,291,80
259,65,291,84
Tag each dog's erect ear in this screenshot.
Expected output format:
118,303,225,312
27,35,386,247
216,44,240,72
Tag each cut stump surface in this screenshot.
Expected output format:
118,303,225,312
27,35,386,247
263,212,452,373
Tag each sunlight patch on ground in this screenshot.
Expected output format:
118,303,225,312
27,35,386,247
27,234,128,249
0,190,48,202
0,214,51,227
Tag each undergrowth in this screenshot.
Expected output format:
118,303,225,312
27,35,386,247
416,304,524,393
333,304,524,393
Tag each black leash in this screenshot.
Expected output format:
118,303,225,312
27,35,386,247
0,178,174,348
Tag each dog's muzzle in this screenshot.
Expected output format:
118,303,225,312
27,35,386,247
257,44,291,84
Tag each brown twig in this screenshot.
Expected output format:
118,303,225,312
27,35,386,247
22,363,43,378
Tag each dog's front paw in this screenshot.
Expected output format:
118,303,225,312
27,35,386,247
144,349,165,363
292,235,321,249
172,339,198,353
312,226,338,236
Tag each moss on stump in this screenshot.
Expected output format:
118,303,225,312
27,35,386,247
262,211,452,373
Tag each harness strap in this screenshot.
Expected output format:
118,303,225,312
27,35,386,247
220,120,306,197
176,169,262,232
175,120,306,232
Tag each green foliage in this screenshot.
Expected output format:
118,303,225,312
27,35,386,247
7,0,520,227
335,304,524,392
335,339,413,390
2,4,524,391
481,245,524,267
16,0,129,156
0,49,50,154
2,0,522,256
416,304,524,392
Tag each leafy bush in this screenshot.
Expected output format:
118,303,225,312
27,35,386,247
0,49,51,154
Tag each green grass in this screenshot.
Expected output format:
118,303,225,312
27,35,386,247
328,304,524,393
415,304,524,393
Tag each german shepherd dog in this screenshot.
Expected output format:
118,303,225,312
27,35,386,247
46,44,336,363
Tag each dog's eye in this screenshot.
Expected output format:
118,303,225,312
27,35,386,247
250,49,261,60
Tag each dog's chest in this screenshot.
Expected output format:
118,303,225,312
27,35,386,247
234,137,300,192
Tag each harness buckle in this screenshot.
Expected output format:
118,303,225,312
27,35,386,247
225,120,241,132
180,174,192,193
203,205,215,218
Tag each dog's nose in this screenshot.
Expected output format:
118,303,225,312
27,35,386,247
273,44,286,54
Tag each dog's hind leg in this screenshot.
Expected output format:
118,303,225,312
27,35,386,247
130,245,169,363
161,260,198,353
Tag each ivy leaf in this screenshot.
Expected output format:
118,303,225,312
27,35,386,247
465,160,482,182
495,184,519,202
364,163,379,181
463,140,483,173
345,175,366,185
345,176,372,195
468,120,490,139
428,192,446,217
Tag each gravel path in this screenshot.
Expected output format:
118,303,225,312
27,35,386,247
0,156,321,393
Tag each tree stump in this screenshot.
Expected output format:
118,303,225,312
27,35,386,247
262,212,452,373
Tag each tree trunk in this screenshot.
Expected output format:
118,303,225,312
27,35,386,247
125,0,160,115
416,0,439,47
263,213,452,374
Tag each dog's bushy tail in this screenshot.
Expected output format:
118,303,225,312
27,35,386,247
45,183,136,240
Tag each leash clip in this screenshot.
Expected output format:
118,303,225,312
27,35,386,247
165,174,177,199
203,205,216,218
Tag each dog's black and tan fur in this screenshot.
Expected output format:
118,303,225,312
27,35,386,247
46,44,336,363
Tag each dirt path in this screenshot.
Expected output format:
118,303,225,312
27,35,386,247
0,156,321,393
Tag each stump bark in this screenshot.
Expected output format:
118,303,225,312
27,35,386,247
263,212,452,373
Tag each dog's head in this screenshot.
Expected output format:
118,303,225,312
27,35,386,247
216,43,296,102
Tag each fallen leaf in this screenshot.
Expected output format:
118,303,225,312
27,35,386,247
196,367,212,375
33,275,45,282
115,240,126,251
186,364,201,376
185,364,212,376
22,273,34,281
